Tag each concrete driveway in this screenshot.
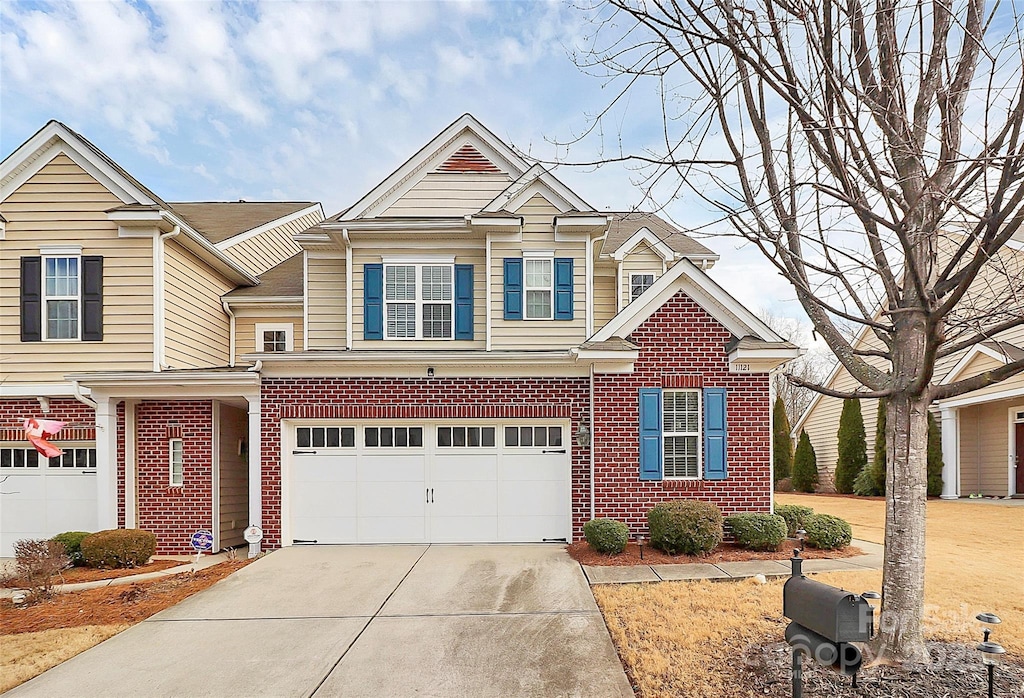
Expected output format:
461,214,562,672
6,545,633,698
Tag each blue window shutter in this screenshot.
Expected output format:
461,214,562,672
455,264,474,340
554,258,573,320
639,388,663,481
704,388,728,480
503,258,522,320
364,264,383,340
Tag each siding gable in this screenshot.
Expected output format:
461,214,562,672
381,172,512,217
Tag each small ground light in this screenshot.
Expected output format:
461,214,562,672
636,533,644,560
976,613,1005,698
796,529,806,551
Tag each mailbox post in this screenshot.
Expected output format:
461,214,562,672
783,550,876,696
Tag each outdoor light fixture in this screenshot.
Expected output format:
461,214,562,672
976,613,1005,698
575,423,591,448
796,528,806,551
426,367,435,378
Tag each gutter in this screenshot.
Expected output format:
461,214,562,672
72,381,97,409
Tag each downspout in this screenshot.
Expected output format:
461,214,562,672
222,300,236,368
155,225,180,370
248,360,263,373
72,381,97,408
485,230,492,351
343,229,353,350
615,260,623,313
590,362,596,523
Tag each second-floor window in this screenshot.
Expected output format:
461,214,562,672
385,264,453,339
525,259,553,320
631,274,655,301
44,256,80,340
256,323,294,352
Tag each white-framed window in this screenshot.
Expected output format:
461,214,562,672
43,255,81,340
384,264,453,339
524,259,553,320
663,390,701,478
504,426,563,448
437,426,496,448
255,323,294,352
170,439,184,486
631,274,655,301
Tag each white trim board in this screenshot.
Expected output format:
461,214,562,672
610,227,677,262
483,164,595,215
941,342,1015,385
214,203,324,250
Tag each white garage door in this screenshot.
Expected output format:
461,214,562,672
288,422,571,544
0,445,98,557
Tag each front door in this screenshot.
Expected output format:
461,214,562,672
1015,420,1024,495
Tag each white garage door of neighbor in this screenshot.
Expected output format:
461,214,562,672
0,445,98,557
288,423,571,544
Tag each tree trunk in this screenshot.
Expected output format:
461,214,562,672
874,324,933,664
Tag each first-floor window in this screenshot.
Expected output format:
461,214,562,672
385,264,453,339
631,274,655,301
663,390,701,478
44,256,80,339
170,439,184,486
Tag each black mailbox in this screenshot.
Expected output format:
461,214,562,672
783,575,873,642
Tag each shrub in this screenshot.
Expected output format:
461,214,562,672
927,411,944,497
13,538,70,597
647,500,723,556
772,396,793,483
774,477,795,493
52,531,91,566
792,431,818,493
583,518,629,554
81,529,157,569
804,513,853,550
834,399,867,494
856,401,887,496
774,504,814,536
725,513,788,551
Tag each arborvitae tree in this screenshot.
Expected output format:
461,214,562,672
927,412,944,497
834,399,868,494
792,431,818,493
855,400,887,496
772,396,793,483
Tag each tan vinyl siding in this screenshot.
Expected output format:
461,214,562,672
490,194,588,349
0,154,154,383
593,264,617,329
218,403,249,549
234,310,303,362
381,173,512,217
958,396,1021,497
350,241,486,350
306,250,346,350
221,209,322,276
620,242,665,308
163,240,232,368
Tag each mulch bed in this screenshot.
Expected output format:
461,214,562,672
2,559,186,588
745,640,1024,697
568,541,864,566
0,560,251,635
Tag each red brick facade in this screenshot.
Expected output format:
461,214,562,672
0,398,96,435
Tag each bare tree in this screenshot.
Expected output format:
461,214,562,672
573,0,1024,664
757,310,832,422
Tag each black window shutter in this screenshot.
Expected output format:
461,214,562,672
20,256,42,342
82,256,103,341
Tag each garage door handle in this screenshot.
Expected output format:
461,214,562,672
292,450,317,455
542,449,567,454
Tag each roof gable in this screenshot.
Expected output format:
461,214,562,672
483,164,595,215
940,341,1023,385
336,114,529,221
435,144,503,173
611,227,677,262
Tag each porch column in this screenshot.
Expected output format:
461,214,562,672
95,395,119,529
940,406,960,499
246,393,262,558
124,399,138,528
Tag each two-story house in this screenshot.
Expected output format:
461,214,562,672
1,115,800,556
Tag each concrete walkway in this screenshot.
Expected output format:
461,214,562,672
6,545,633,698
0,552,231,599
582,539,883,585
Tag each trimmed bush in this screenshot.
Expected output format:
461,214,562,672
804,513,853,550
81,529,157,569
834,399,867,494
583,518,629,554
647,499,723,556
792,431,818,493
774,477,795,493
927,411,944,497
52,531,91,566
772,396,793,483
774,504,814,537
725,513,788,551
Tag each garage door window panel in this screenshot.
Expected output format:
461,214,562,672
296,427,355,449
0,447,40,469
504,426,562,448
365,426,423,448
437,426,496,448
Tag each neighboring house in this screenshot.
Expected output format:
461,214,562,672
1,115,800,556
792,237,1024,498
0,121,324,556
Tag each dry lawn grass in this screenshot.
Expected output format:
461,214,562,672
594,495,1023,698
0,625,128,693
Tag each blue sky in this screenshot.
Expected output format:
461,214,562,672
0,0,802,322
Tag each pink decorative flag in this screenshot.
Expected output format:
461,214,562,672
24,418,66,458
